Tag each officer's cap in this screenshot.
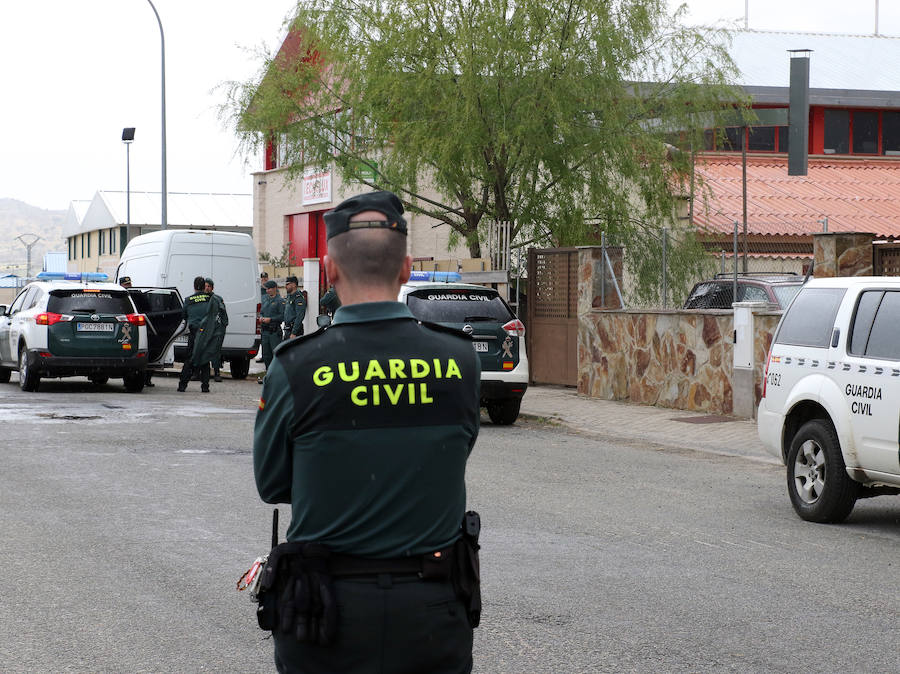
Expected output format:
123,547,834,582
264,280,277,289
285,275,299,284
260,272,269,278
119,276,132,285
324,190,407,240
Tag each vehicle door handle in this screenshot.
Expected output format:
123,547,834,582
831,328,840,348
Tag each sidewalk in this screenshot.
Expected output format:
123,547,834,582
520,386,780,465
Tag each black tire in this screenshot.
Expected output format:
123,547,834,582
0,368,10,384
123,372,146,393
18,348,39,392
229,357,250,380
786,419,859,523
90,375,110,386
486,398,521,425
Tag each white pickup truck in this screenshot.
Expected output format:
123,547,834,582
758,277,900,522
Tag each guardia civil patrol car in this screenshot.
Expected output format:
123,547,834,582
399,274,528,424
758,277,900,522
0,273,183,393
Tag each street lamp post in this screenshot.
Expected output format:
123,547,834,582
146,0,167,230
122,127,135,244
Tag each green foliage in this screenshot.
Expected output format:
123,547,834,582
224,0,745,296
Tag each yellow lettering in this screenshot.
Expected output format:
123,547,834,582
445,359,462,379
384,384,404,405
313,366,333,386
408,383,416,404
365,359,387,380
410,358,430,378
433,358,443,379
419,383,433,404
372,385,380,406
389,359,406,379
338,361,360,382
350,385,367,406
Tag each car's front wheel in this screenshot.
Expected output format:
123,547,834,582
787,419,858,523
18,348,39,392
486,398,521,425
123,372,145,393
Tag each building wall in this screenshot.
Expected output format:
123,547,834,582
67,226,124,278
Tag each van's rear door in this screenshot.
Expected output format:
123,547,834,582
127,288,185,365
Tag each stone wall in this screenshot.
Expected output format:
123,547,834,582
813,232,874,277
578,309,781,415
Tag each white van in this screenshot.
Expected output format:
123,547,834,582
116,230,260,379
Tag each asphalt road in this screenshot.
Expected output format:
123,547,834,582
1,374,898,673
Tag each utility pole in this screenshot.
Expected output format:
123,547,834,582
16,234,41,279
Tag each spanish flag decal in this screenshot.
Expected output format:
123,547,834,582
258,397,265,411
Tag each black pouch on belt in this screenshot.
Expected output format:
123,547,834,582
452,510,482,628
255,541,338,645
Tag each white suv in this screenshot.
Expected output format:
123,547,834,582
758,277,900,522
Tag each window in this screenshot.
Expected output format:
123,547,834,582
99,230,106,255
120,226,128,251
80,233,85,258
849,290,883,355
775,287,846,347
110,228,117,254
747,127,776,152
742,285,770,302
852,111,878,154
824,110,849,154
68,237,74,260
48,290,133,314
862,291,900,360
721,127,743,151
883,111,900,155
87,232,91,258
777,126,789,153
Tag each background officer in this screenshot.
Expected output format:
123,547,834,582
319,282,340,316
257,272,269,363
281,275,306,340
253,190,481,673
258,279,284,384
178,276,220,393
204,277,229,382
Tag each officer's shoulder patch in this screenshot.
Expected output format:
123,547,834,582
418,319,470,340
273,325,328,355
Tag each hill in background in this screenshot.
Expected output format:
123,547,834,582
0,199,67,275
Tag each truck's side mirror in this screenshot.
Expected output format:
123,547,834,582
0,305,7,317
316,314,332,328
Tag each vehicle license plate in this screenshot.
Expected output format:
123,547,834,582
76,322,115,332
473,341,488,352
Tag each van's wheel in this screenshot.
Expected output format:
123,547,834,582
229,357,250,380
123,372,145,393
18,348,39,392
787,419,858,523
90,375,109,386
486,398,521,425
0,367,10,384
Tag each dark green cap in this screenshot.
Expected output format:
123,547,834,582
324,190,407,240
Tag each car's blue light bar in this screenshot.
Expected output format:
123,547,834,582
37,272,109,282
409,271,462,282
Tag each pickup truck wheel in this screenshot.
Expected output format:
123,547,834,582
229,357,250,380
0,367,10,384
486,398,521,425
787,419,858,523
18,349,39,392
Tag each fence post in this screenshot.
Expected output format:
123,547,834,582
661,227,668,309
600,231,606,307
733,221,739,305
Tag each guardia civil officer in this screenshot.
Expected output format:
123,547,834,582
319,282,340,316
204,278,229,382
257,272,270,363
282,275,306,340
253,190,481,673
258,280,285,384
178,276,223,393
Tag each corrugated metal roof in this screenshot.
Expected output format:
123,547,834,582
728,30,900,92
692,155,900,238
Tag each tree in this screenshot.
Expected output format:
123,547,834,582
225,0,746,298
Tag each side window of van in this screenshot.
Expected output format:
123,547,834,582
860,291,900,360
775,287,846,347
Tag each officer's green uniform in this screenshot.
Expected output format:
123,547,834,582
320,285,340,315
282,289,306,340
178,291,219,391
260,290,285,369
209,291,228,377
254,301,481,673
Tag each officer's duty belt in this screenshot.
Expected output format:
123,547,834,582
330,548,454,580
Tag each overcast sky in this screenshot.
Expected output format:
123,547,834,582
2,0,899,213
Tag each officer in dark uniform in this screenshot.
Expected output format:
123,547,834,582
319,283,340,316
178,276,219,393
204,277,229,382
257,272,269,363
253,191,481,673
259,280,285,383
281,275,306,340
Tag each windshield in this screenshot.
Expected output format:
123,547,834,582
406,288,513,323
48,290,134,314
